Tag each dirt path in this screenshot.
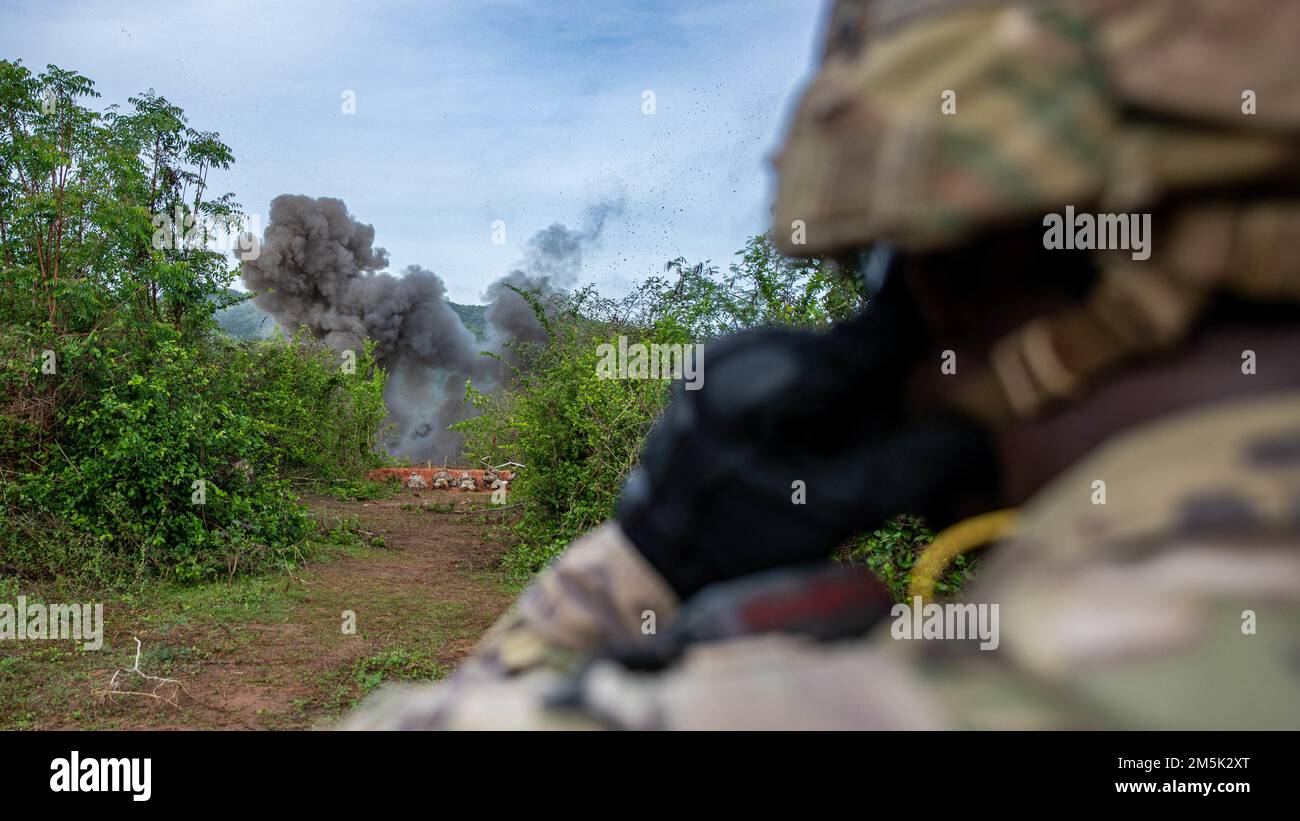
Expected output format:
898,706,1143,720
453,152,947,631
0,488,519,730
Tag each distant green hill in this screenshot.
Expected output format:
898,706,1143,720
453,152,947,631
450,302,487,341
213,289,278,340
213,289,489,342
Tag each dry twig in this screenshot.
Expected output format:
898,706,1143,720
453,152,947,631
93,637,188,707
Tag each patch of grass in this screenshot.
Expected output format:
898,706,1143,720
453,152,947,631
0,524,383,727
317,478,400,502
133,642,206,677
308,514,389,556
144,574,303,626
0,489,509,729
353,647,447,695
836,514,980,602
303,642,452,720
318,514,363,545
0,641,114,730
470,569,527,597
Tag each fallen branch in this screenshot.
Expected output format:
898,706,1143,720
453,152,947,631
93,637,188,707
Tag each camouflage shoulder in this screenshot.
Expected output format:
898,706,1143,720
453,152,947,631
920,391,1300,728
1006,390,1300,562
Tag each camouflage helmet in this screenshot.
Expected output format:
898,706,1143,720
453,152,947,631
774,0,1300,424
774,0,1300,257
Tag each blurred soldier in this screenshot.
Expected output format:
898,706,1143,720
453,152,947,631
431,469,452,490
347,0,1300,729
457,472,478,492
404,473,428,491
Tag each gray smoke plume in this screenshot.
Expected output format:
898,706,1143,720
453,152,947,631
240,194,621,462
483,200,624,348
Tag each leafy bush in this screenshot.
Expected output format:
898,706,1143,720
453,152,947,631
455,292,672,574
0,62,391,585
835,514,980,602
237,330,389,481
0,321,388,584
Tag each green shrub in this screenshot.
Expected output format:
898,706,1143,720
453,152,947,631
456,307,672,575
318,477,400,502
835,514,980,602
0,320,388,584
238,330,390,481
0,62,395,584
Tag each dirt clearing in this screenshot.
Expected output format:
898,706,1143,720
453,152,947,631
0,488,519,730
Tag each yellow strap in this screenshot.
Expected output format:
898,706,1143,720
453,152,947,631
908,509,1019,603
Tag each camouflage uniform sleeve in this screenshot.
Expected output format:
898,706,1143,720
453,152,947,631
342,517,953,730
345,630,948,730
464,522,680,678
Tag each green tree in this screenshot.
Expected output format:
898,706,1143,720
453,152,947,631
0,62,391,585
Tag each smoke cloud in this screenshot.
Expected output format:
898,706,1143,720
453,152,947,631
239,194,621,462
483,200,624,348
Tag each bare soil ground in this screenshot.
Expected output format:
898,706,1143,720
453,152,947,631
0,488,519,730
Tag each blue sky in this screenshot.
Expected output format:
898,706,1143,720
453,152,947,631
1,0,827,304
